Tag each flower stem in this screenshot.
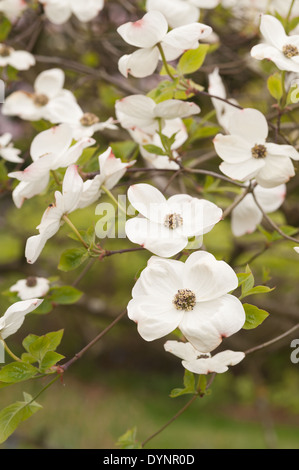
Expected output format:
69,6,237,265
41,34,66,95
0,338,22,362
101,185,127,216
62,215,89,249
157,43,175,80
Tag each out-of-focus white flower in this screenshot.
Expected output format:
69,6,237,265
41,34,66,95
164,340,245,374
127,251,245,352
2,68,81,123
208,67,239,132
0,44,35,70
25,165,85,264
125,183,223,257
213,108,299,188
10,277,50,300
146,0,219,28
117,10,212,78
0,0,27,22
251,15,299,73
0,133,23,163
0,299,43,340
116,94,200,135
231,183,286,237
39,0,104,25
294,247,299,254
8,124,95,208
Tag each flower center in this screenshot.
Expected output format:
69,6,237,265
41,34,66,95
173,289,196,311
80,112,100,127
0,44,11,57
164,213,183,230
33,93,49,107
251,144,267,159
26,276,37,287
283,44,299,58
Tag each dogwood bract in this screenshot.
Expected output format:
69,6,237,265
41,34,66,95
0,44,35,70
39,0,104,25
146,0,220,28
0,299,43,340
251,15,299,73
10,277,50,301
2,68,81,123
0,0,27,22
127,252,245,351
25,165,85,264
8,124,95,208
164,340,245,374
125,183,223,257
213,108,299,188
0,133,23,163
115,94,200,135
231,183,286,237
117,10,212,78
208,67,239,132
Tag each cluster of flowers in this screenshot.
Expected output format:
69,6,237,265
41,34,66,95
1,0,299,377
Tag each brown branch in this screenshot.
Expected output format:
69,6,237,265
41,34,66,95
245,323,299,355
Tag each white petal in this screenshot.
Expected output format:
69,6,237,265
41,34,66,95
146,0,200,28
34,68,65,98
259,14,287,50
231,194,262,237
30,124,73,161
0,147,23,163
52,136,95,169
182,251,238,301
213,134,252,163
71,0,103,22
254,183,286,213
127,296,184,341
265,143,299,161
118,47,159,78
182,350,245,374
2,91,43,121
251,44,299,73
226,108,268,144
154,100,200,120
115,95,157,133
0,299,43,339
127,183,166,221
163,22,212,50
125,217,188,257
8,50,35,70
220,158,265,182
179,294,245,352
61,165,84,213
42,0,72,25
255,155,295,188
164,340,201,361
117,10,168,48
11,175,50,208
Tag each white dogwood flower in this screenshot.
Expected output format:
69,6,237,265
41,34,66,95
10,277,50,300
146,0,219,28
115,94,200,135
213,108,299,188
117,10,212,78
251,15,299,73
0,299,43,340
125,183,222,257
0,133,23,163
208,67,239,132
127,252,245,352
8,124,95,208
231,183,286,237
25,165,85,264
39,0,104,25
2,68,81,123
0,44,35,70
0,0,27,22
164,340,245,374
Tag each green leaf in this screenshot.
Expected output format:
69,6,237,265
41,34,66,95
243,303,269,330
116,426,142,449
241,285,275,299
49,286,83,304
160,63,177,77
189,125,220,142
39,351,65,373
22,330,64,366
0,362,38,383
58,248,89,272
0,392,42,444
0,17,11,41
240,265,255,298
142,144,166,156
183,369,195,391
267,73,283,101
31,299,53,315
178,44,210,75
